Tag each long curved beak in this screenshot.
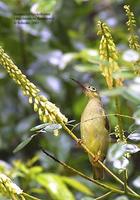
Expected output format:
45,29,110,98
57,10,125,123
71,78,86,91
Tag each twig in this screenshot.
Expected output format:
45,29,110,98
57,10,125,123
61,122,140,198
115,97,124,140
67,113,135,131
95,191,112,200
41,148,140,199
123,169,128,194
23,193,40,200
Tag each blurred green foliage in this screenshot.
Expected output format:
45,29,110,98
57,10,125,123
0,0,140,199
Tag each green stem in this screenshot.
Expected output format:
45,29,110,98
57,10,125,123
41,148,139,199
115,96,124,140
67,113,135,132
95,191,112,200
23,193,40,200
61,122,140,198
123,169,128,194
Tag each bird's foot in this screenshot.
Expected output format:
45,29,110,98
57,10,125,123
93,151,101,163
77,139,83,146
93,155,100,163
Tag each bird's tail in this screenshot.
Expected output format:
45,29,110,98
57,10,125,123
93,166,104,180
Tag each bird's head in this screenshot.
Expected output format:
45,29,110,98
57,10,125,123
72,79,100,99
84,85,99,98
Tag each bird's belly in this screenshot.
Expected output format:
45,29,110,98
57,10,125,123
81,123,108,155
80,106,109,159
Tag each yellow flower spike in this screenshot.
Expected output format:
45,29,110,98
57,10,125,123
97,21,123,89
29,97,33,104
0,46,68,124
124,5,140,51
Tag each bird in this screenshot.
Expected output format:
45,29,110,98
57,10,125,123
72,79,109,180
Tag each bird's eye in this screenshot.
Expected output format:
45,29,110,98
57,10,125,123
88,86,96,91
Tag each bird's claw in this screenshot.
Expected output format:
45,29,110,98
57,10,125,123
93,151,101,163
77,139,83,145
93,155,100,163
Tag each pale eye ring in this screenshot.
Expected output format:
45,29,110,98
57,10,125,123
88,86,96,91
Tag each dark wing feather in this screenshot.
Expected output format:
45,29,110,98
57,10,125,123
105,116,110,131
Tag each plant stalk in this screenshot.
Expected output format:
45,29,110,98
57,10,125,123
61,122,140,198
41,148,140,199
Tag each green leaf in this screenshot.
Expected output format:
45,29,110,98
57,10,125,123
74,64,100,73
101,87,124,97
31,0,57,14
122,144,140,154
62,177,93,195
29,166,43,175
122,90,140,104
81,198,95,200
35,173,75,200
133,109,140,125
128,133,140,141
107,143,129,170
30,123,62,134
30,123,50,131
115,195,129,200
113,156,129,170
133,176,140,188
13,134,36,153
67,120,76,124
107,142,126,162
43,124,62,132
113,69,135,79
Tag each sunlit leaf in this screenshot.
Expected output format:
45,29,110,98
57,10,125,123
107,142,126,162
122,90,140,104
128,133,140,141
30,123,62,135
113,69,135,79
67,120,76,124
31,0,57,14
13,160,29,174
101,87,124,97
79,49,99,62
13,134,37,153
30,123,50,131
133,176,140,188
29,166,43,175
81,197,95,200
29,187,45,195
62,177,93,195
43,124,62,132
75,64,100,73
57,135,72,161
115,195,129,200
35,173,75,200
122,144,140,154
113,157,129,170
133,109,140,125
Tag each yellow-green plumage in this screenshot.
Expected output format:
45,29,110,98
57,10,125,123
80,86,109,180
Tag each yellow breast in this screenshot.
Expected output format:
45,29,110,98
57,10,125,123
80,98,109,159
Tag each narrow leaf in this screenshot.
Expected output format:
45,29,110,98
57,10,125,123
115,195,129,200
43,124,62,132
128,133,140,141
122,144,140,154
30,123,50,131
35,173,75,200
81,197,95,200
62,176,93,195
107,142,126,162
13,134,36,153
113,157,129,170
133,176,140,188
67,120,76,124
